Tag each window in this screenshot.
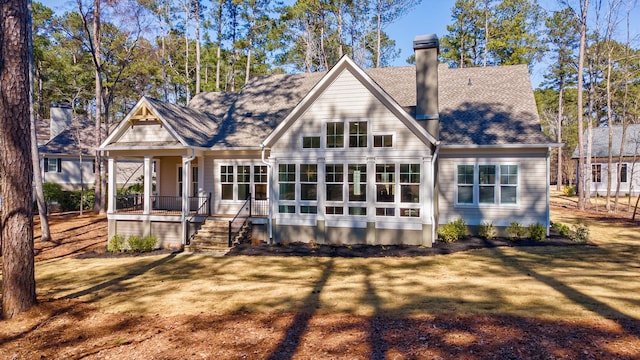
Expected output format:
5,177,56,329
376,164,395,203
373,134,393,148
302,136,320,149
279,164,296,200
300,164,317,201
326,206,344,215
348,164,366,201
325,164,344,202
592,164,602,183
457,164,519,205
44,158,62,173
279,205,295,213
349,121,367,147
300,205,317,214
500,165,518,204
254,165,268,200
327,122,344,148
479,165,496,204
457,165,474,204
400,164,420,203
221,165,234,200
237,165,250,200
620,164,628,183
376,207,395,216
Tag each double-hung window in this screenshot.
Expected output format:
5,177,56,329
500,165,518,204
300,164,318,201
592,164,602,183
457,165,474,204
254,165,268,200
456,164,518,205
619,164,628,183
237,165,251,201
325,164,344,215
178,166,198,197
376,164,395,216
221,165,234,200
44,158,62,173
479,165,496,204
278,164,296,213
348,164,367,215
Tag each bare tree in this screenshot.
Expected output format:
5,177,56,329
1,0,37,318
575,0,589,210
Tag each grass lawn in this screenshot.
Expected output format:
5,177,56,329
1,193,639,359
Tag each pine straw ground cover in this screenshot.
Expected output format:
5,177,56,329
0,194,639,359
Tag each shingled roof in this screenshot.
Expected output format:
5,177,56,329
572,124,640,158
39,117,97,156
139,62,551,149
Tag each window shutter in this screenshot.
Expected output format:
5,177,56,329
44,158,49,172
57,158,62,173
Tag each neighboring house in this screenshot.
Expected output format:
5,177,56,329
572,124,640,196
38,104,144,191
99,34,557,249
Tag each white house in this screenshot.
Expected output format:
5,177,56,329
98,34,557,249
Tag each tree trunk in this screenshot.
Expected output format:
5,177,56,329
556,84,564,191
0,0,37,318
93,0,103,214
605,51,613,211
195,0,201,95
576,0,589,210
29,45,51,242
375,0,382,68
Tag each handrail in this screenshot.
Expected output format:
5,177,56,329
228,193,251,247
185,193,212,245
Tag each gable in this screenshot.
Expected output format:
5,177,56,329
118,104,176,143
101,98,185,150
263,56,437,151
270,69,430,154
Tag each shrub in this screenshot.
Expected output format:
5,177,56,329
562,185,576,196
506,222,526,240
528,222,546,242
551,222,571,237
127,235,158,252
451,218,467,239
437,223,460,243
570,221,590,243
478,221,496,240
437,218,467,243
107,234,125,252
43,182,63,204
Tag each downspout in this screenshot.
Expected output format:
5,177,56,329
546,147,551,236
261,144,273,242
431,142,441,243
182,147,196,245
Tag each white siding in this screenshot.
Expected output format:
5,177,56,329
438,150,548,227
271,70,430,156
119,122,175,143
586,161,640,196
42,157,95,190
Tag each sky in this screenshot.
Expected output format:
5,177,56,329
42,0,639,89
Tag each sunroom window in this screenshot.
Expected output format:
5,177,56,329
349,121,367,147
327,122,344,148
279,164,296,200
300,164,317,201
400,164,420,203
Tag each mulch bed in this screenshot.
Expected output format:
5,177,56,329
227,236,591,257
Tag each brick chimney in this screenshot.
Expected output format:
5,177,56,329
413,34,439,140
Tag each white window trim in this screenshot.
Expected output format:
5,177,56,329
372,132,395,149
454,163,520,207
301,134,322,150
218,161,267,203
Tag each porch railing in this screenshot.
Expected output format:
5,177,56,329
229,193,252,247
185,193,213,244
114,194,211,216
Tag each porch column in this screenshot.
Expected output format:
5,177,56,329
143,156,153,214
107,157,117,213
182,156,191,216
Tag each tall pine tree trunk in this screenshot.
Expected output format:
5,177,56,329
576,0,589,210
93,0,103,214
0,0,37,318
556,84,564,191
